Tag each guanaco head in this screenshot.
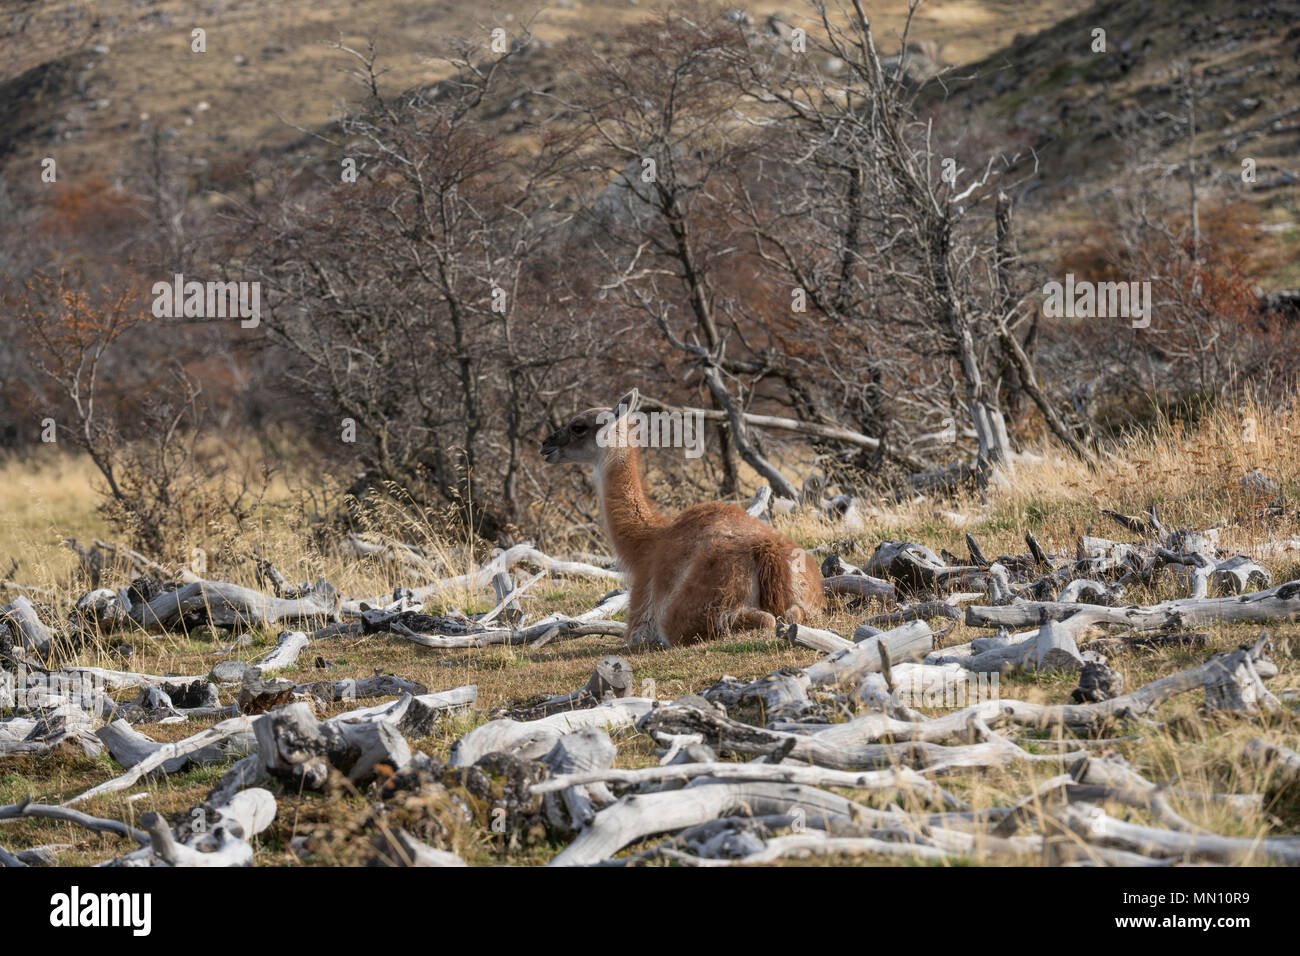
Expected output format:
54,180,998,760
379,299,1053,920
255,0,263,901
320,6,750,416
540,388,640,466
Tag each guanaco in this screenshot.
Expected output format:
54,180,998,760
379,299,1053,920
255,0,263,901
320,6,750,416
540,389,823,648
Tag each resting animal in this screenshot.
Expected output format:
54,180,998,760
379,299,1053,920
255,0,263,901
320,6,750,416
540,389,823,647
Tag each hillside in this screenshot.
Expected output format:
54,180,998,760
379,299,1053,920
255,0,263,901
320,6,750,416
936,0,1300,287
0,0,1084,178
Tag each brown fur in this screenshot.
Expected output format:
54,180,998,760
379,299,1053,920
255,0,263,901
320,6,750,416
540,390,823,647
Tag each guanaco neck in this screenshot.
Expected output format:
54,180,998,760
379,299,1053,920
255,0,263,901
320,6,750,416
594,442,667,557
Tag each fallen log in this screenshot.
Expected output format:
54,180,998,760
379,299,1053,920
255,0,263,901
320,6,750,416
532,761,949,806
802,621,934,687
1245,738,1300,786
784,622,854,654
342,543,624,615
1051,803,1300,865
66,715,258,805
254,630,309,674
538,728,619,832
296,674,429,705
859,602,964,629
821,575,897,605
371,829,468,867
394,618,626,649
332,686,478,738
638,705,1084,774
965,579,1300,632
237,672,296,715
253,701,410,790
138,580,338,631
0,799,149,845
705,667,821,726
112,788,277,867
552,781,879,866
861,542,987,593
59,665,208,691
481,570,536,627
507,657,635,719
449,699,654,767
1202,639,1282,713
96,720,255,774
1,597,54,658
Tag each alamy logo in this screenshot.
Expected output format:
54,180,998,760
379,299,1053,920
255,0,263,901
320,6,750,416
49,887,151,936
151,274,260,328
4,667,107,717
1042,273,1151,328
895,670,998,708
596,409,705,459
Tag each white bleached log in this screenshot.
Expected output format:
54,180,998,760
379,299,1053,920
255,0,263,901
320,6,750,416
1034,618,1083,674
334,685,476,720
342,543,624,615
96,720,255,773
332,687,477,739
58,665,207,690
254,630,309,674
119,788,277,867
986,563,1012,604
479,570,540,627
1052,803,1300,865
0,702,103,758
821,574,898,604
803,621,933,686
1057,579,1123,604
295,674,428,704
1245,738,1300,785
638,704,1083,774
784,622,854,653
1202,640,1282,713
552,781,876,866
138,580,338,631
373,829,468,867
518,658,636,718
539,728,619,831
687,832,951,864
532,588,630,628
395,617,626,649
532,761,947,805
1,597,54,657
254,701,410,789
66,715,258,805
1211,555,1271,595
865,661,996,709
965,578,1300,632
449,698,654,767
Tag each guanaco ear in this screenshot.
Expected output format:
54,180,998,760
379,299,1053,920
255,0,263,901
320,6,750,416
611,388,640,419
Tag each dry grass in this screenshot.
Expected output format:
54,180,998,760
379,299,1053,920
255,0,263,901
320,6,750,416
2,396,1299,866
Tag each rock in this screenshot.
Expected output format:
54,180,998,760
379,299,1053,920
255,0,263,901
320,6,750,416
1241,469,1280,495
1071,660,1124,702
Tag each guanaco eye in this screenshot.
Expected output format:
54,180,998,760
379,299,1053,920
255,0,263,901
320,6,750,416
572,423,588,436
